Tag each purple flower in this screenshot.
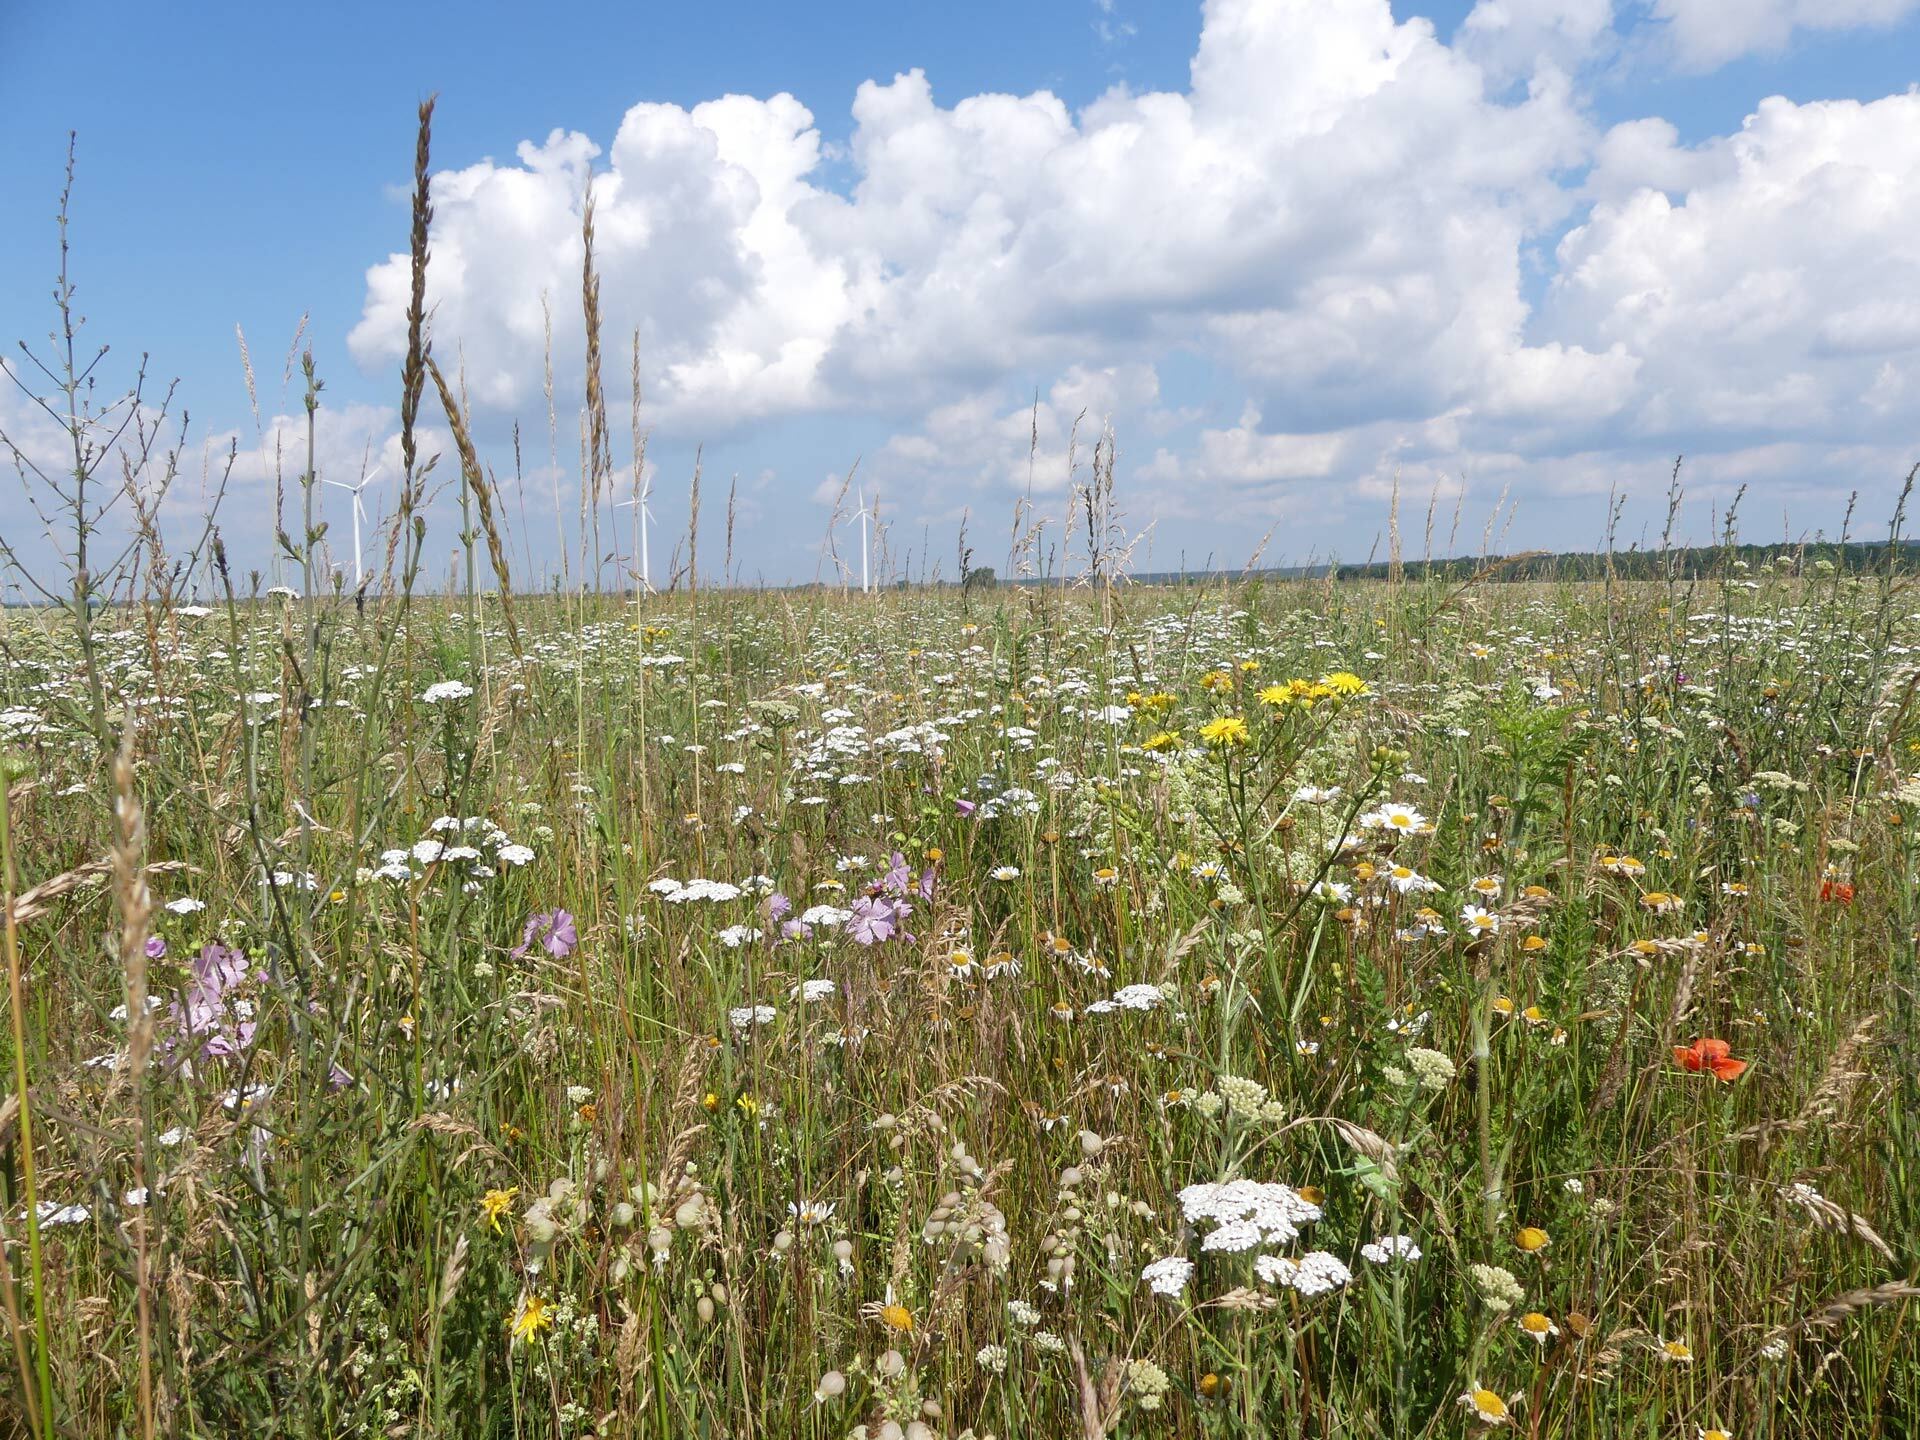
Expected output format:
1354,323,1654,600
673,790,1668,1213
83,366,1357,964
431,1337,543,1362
514,908,578,959
780,918,813,942
765,891,792,922
193,942,250,994
918,864,937,902
166,942,255,1062
881,851,912,896
846,895,899,946
954,799,977,818
144,936,167,960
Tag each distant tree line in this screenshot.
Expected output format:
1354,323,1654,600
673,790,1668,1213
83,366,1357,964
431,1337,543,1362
1327,539,1920,584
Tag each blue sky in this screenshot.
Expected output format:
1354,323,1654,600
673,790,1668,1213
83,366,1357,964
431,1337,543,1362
3,0,1918,588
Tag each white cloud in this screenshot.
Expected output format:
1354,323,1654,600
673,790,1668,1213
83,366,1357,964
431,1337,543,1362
1649,0,1920,70
336,0,1920,566
354,0,1596,440
1546,93,1920,444
1458,0,1615,86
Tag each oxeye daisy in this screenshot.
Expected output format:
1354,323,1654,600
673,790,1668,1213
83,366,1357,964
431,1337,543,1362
1461,905,1501,937
1517,1311,1558,1345
1458,1385,1511,1425
1656,1337,1694,1364
1373,802,1427,832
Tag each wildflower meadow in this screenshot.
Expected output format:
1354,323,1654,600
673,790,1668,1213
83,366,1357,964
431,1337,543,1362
3,108,1918,1440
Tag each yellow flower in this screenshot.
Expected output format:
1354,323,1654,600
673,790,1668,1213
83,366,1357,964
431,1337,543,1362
1200,670,1234,693
1514,1226,1551,1253
480,1186,518,1234
1459,1386,1510,1425
879,1302,915,1333
1320,671,1368,695
511,1294,552,1343
1199,716,1250,748
1517,1311,1558,1345
1143,729,1182,752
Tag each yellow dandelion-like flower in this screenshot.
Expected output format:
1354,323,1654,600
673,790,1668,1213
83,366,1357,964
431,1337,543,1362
880,1302,914,1333
1514,1226,1551,1254
511,1294,552,1343
1199,716,1250,748
480,1186,518,1234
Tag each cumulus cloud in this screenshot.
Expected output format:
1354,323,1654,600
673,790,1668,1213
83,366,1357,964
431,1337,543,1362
1457,0,1615,86
1649,0,1920,71
1546,93,1920,444
341,0,1920,561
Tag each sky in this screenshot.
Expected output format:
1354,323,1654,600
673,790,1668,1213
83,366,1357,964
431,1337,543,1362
2,0,1918,590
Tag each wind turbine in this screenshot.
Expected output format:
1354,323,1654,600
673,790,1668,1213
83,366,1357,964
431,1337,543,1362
615,471,655,593
853,487,875,594
322,465,385,589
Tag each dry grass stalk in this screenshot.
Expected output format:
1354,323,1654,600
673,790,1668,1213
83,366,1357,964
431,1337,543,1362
426,357,524,659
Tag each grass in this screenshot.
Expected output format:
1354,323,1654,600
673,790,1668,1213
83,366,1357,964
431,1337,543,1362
0,560,1915,1438
1,107,1916,1440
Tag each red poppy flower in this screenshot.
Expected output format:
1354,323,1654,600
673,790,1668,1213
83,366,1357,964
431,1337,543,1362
1673,1037,1748,1082
1820,880,1855,904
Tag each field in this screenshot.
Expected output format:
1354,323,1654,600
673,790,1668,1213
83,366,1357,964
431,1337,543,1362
1,559,1916,1438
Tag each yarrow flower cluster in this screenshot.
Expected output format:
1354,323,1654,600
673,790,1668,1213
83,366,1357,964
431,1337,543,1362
1470,1262,1525,1313
1256,1250,1353,1295
1360,1234,1422,1264
1178,1179,1322,1250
